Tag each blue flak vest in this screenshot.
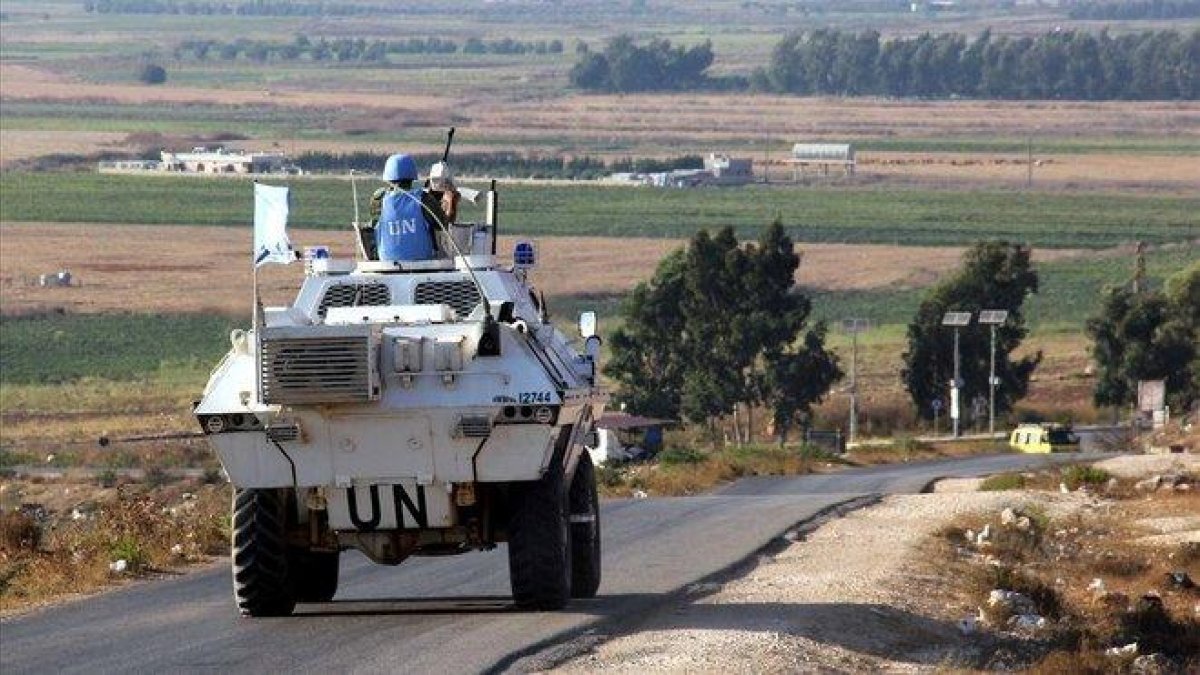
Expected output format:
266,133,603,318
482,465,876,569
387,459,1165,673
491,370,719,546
377,188,434,261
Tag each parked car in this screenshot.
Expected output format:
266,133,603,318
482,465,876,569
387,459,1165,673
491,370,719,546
1009,423,1080,453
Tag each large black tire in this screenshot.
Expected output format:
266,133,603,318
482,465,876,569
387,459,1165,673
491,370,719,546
507,458,571,610
568,452,601,599
289,549,340,603
231,488,296,617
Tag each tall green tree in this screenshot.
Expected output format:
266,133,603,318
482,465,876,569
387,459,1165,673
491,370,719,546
605,223,841,439
902,242,1041,422
1087,262,1200,411
604,249,689,419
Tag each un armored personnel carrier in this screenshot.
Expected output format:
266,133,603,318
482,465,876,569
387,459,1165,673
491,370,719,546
194,178,607,616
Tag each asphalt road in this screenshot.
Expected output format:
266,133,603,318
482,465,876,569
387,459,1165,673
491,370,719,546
1,452,1109,675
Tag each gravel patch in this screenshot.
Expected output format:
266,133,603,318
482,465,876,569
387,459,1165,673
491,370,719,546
554,491,1090,673
1093,453,1198,479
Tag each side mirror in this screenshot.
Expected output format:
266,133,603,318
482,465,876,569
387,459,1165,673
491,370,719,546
578,311,597,338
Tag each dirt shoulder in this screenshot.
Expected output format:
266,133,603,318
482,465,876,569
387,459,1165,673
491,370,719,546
553,454,1199,673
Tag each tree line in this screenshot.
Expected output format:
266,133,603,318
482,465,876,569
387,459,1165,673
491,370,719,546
572,29,1200,100
1067,0,1200,20
606,234,1198,440
175,36,564,64
294,150,702,180
569,36,744,93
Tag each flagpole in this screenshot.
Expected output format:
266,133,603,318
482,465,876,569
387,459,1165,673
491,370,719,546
252,180,261,403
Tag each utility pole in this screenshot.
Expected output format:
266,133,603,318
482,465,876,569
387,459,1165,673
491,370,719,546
942,311,972,438
980,310,1009,437
842,318,869,445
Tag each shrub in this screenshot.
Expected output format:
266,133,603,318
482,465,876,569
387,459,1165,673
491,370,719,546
138,63,167,85
980,473,1026,491
1061,465,1111,490
109,535,147,572
658,447,705,466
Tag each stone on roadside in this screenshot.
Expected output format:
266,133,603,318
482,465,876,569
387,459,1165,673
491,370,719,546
1131,653,1171,675
1135,476,1162,492
986,589,1035,622
1007,613,1047,631
975,524,992,546
109,559,128,574
1000,507,1017,526
1105,642,1139,658
1015,516,1032,531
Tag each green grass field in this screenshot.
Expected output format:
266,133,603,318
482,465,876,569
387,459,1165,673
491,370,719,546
0,313,241,385
2,173,1195,248
806,245,1198,327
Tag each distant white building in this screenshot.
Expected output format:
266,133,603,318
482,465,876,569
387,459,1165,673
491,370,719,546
786,143,855,178
607,153,754,188
160,147,299,174
98,147,302,175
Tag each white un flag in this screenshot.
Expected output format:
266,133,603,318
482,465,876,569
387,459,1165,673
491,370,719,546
253,183,293,268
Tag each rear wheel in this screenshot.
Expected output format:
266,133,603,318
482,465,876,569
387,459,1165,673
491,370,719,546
569,452,601,598
507,456,571,610
289,549,340,603
231,488,296,617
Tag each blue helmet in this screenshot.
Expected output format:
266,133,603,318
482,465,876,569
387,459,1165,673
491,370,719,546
382,153,417,182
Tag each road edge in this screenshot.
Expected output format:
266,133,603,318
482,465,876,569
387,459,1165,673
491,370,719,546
488,493,883,674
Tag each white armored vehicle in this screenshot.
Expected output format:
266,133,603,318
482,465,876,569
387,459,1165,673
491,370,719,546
194,173,607,616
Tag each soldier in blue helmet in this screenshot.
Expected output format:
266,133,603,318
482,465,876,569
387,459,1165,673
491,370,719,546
364,154,448,261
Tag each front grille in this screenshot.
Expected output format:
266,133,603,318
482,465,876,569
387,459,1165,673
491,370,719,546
318,283,391,318
455,415,492,438
260,336,372,404
414,281,481,319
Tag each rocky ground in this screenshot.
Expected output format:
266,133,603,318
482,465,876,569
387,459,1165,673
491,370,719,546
553,454,1199,674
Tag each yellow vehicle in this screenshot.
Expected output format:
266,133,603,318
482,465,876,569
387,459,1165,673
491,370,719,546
1009,423,1080,453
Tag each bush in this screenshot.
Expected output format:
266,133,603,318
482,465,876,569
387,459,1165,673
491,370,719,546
658,447,705,466
1061,465,1111,491
138,63,167,85
109,536,147,572
980,473,1026,491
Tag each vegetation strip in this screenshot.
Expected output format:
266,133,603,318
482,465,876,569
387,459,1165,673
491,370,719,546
2,174,1196,248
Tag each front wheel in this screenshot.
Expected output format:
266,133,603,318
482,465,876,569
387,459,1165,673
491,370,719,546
231,488,296,617
569,452,601,598
507,458,571,610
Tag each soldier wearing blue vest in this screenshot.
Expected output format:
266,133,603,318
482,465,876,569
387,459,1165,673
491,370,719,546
365,154,447,261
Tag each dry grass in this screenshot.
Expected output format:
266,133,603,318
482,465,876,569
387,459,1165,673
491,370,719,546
4,62,1197,151
0,130,130,166
859,151,1200,189
0,222,1092,317
925,474,1200,671
0,64,453,112
595,444,825,498
0,479,230,616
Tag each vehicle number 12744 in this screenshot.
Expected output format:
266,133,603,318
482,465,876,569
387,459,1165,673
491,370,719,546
518,391,553,404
